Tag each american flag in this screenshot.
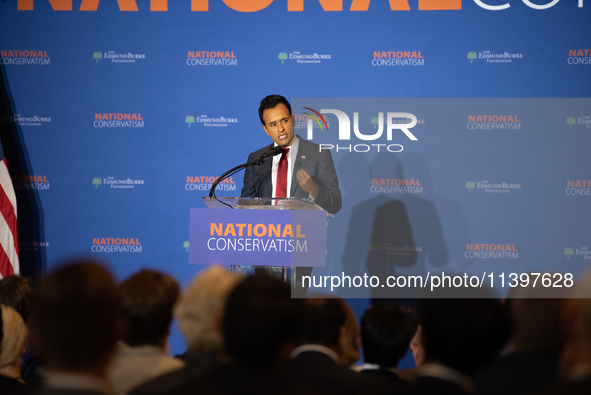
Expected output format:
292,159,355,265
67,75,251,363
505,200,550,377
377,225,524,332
0,141,19,277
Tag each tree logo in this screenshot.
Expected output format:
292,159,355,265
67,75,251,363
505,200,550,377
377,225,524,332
93,52,103,63
465,181,475,193
92,177,102,189
183,241,190,252
278,52,288,64
467,52,477,64
186,116,195,127
566,117,576,129
371,117,380,129
564,248,574,260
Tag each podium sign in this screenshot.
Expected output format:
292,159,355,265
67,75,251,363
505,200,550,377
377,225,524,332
189,208,327,267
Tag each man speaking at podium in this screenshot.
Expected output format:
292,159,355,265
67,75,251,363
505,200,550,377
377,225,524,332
241,95,342,285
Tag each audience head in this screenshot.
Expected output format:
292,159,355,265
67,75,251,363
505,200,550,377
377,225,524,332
296,298,345,350
223,274,302,367
0,305,27,371
509,298,565,355
418,298,511,376
361,303,416,368
30,260,121,375
119,269,180,347
410,325,426,367
0,275,34,324
337,298,361,366
176,266,240,353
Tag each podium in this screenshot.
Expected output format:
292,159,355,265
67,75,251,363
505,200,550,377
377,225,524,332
190,197,328,282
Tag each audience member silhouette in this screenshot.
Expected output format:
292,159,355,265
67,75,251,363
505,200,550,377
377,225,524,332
108,269,184,395
358,303,415,385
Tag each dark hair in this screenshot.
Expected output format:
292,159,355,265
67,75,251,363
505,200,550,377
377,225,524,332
418,298,511,376
119,269,180,347
0,275,34,323
258,95,292,125
296,298,345,348
223,274,302,366
31,260,121,372
361,303,415,368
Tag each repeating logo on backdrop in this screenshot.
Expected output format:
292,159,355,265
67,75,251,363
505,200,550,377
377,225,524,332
565,180,590,196
566,116,591,129
369,243,423,256
465,243,518,259
372,51,424,66
567,50,591,65
19,241,49,252
94,113,144,128
93,51,145,63
293,106,419,154
187,51,237,66
13,175,50,191
467,50,523,64
0,50,50,65
92,238,142,253
370,178,423,194
564,247,591,260
185,176,236,192
278,51,331,64
467,115,521,130
465,180,521,193
185,114,238,127
7,114,51,126
92,177,144,189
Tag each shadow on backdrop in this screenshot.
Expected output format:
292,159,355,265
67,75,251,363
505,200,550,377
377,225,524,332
0,60,46,279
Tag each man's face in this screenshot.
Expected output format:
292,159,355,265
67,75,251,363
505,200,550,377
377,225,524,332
261,103,294,147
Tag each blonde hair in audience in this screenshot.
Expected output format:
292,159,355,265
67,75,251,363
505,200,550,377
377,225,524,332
175,266,241,353
0,305,27,369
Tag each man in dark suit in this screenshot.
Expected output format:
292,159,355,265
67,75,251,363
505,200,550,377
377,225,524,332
241,94,341,215
241,95,341,286
358,303,416,385
281,298,389,395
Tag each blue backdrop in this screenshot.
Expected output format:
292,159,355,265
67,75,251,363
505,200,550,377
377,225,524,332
1,0,590,357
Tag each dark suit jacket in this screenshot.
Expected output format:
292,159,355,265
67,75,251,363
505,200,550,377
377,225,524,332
281,351,389,395
241,136,342,214
396,376,468,395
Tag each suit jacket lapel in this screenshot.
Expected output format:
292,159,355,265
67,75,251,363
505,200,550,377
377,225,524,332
291,138,310,197
258,143,274,197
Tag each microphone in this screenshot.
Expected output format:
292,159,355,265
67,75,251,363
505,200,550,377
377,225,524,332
253,145,284,165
